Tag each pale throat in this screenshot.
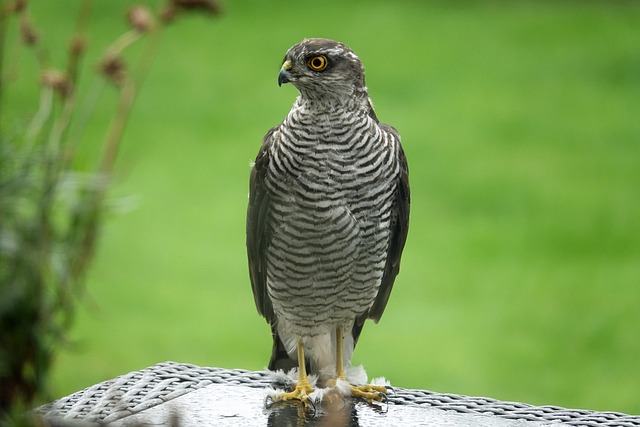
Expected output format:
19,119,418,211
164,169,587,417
294,88,371,116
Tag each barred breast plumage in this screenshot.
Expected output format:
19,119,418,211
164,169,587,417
247,38,409,391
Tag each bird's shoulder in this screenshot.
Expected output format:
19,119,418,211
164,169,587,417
378,121,400,141
367,99,400,142
251,124,280,171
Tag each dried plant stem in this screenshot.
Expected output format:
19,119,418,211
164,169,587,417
26,85,54,142
67,0,92,84
108,30,141,58
66,79,106,151
100,24,163,175
50,0,92,153
132,23,163,93
48,93,75,156
0,0,8,121
100,77,135,175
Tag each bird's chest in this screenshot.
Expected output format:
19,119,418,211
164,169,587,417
265,110,396,245
269,137,384,208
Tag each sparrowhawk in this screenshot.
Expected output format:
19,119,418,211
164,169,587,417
247,38,410,405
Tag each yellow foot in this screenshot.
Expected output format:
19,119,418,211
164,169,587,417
350,384,387,403
272,378,315,407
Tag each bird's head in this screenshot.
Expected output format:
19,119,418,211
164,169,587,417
277,38,367,102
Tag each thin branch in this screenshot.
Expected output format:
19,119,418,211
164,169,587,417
66,78,106,151
67,0,92,85
25,85,53,142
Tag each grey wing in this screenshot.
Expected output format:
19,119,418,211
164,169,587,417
246,127,277,324
368,124,410,322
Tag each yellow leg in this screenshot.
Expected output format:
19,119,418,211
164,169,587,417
335,326,387,403
272,338,314,405
336,326,346,380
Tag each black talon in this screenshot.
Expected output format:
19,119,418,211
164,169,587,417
264,394,274,408
305,398,317,417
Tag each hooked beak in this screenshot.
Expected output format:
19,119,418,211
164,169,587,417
278,59,293,87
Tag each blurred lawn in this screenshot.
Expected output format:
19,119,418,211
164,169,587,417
5,0,639,414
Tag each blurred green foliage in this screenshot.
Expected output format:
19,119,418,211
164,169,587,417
4,0,639,415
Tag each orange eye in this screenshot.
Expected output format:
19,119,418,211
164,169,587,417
307,55,328,71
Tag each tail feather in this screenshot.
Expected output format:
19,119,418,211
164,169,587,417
268,328,297,372
351,312,368,347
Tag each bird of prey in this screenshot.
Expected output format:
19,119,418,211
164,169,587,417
247,38,410,405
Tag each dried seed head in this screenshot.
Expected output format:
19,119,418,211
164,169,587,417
69,35,87,57
41,69,73,98
173,0,222,14
20,14,39,46
159,5,177,23
160,0,221,23
13,0,27,13
127,5,155,33
99,53,127,87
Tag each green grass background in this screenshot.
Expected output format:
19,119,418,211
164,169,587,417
5,0,639,414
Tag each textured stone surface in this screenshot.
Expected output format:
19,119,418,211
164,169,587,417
38,362,640,426
111,383,559,427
